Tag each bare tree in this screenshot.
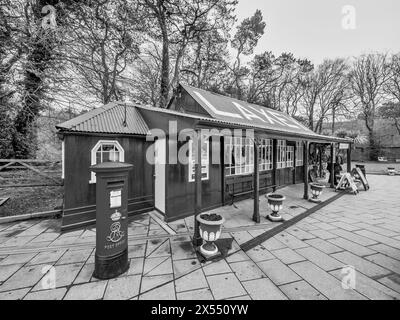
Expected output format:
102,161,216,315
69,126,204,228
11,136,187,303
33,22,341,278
349,53,390,159
384,53,400,103
142,0,236,107
62,0,144,105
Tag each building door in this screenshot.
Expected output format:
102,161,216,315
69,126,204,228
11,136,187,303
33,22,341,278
154,138,166,213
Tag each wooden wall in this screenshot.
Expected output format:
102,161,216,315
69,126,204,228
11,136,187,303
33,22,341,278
165,138,222,222
62,133,154,231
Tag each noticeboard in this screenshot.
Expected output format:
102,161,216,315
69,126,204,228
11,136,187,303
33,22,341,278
352,168,369,191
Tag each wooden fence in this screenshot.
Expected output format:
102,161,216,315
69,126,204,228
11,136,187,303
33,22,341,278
0,159,63,188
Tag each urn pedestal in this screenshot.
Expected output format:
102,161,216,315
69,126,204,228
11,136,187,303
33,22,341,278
196,214,225,258
267,194,286,222
309,182,325,203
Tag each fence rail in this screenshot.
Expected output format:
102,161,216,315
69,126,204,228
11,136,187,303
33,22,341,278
0,159,62,188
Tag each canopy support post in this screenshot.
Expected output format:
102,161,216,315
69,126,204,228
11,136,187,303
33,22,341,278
193,130,203,247
330,143,335,188
303,141,309,200
253,139,260,223
347,144,352,173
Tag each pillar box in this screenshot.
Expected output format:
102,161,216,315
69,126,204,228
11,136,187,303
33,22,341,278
90,161,133,279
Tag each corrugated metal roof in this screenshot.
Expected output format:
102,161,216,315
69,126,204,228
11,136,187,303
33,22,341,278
135,104,352,143
180,84,318,135
56,103,149,135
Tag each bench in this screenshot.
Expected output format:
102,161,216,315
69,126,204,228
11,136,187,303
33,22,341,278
226,175,276,205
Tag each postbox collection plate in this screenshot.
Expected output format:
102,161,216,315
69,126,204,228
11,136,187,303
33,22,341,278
110,189,122,208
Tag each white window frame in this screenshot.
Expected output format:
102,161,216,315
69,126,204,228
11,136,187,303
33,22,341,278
259,138,273,171
296,141,304,166
90,140,124,183
188,138,209,182
286,145,294,168
225,136,254,176
277,140,286,169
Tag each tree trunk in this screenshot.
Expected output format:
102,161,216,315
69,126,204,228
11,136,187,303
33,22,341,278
12,0,57,158
159,14,169,108
365,116,377,160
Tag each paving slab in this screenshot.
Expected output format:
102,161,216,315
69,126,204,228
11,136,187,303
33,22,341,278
329,229,378,246
355,230,400,249
378,274,400,294
242,278,287,300
304,238,343,255
175,268,208,293
274,232,309,249
64,281,107,300
127,257,144,276
279,280,327,300
139,282,176,300
364,253,400,274
289,261,366,300
177,288,214,300
104,275,141,300
24,288,67,300
257,259,301,285
0,264,24,282
140,274,173,293
295,247,344,271
329,269,400,300
368,243,400,260
229,260,265,281
0,288,30,300
203,259,231,276
331,252,391,278
271,247,306,265
173,258,202,278
246,245,275,262
27,249,67,266
0,252,37,265
31,263,83,291
56,248,93,265
206,273,246,300
328,237,377,257
0,264,47,292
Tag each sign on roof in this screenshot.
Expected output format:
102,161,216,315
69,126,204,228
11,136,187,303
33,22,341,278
181,84,313,136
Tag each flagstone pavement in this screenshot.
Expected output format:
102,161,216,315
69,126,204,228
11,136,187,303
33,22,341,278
0,175,399,300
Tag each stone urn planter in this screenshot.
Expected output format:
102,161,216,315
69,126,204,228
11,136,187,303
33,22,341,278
388,167,396,176
196,213,225,258
309,182,325,203
267,194,286,222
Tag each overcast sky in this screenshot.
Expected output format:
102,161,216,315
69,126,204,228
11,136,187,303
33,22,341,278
234,0,400,64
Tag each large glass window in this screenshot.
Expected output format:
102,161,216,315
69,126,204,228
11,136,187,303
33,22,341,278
225,137,272,176
286,145,294,167
296,141,304,166
259,139,273,171
277,140,286,169
188,138,209,182
90,140,124,183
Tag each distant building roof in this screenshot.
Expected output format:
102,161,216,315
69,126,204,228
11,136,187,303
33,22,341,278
56,103,149,135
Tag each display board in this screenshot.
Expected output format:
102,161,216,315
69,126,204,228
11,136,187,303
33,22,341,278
352,168,370,191
336,173,359,194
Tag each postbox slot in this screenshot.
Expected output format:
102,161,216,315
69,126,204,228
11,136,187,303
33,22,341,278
107,180,124,188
